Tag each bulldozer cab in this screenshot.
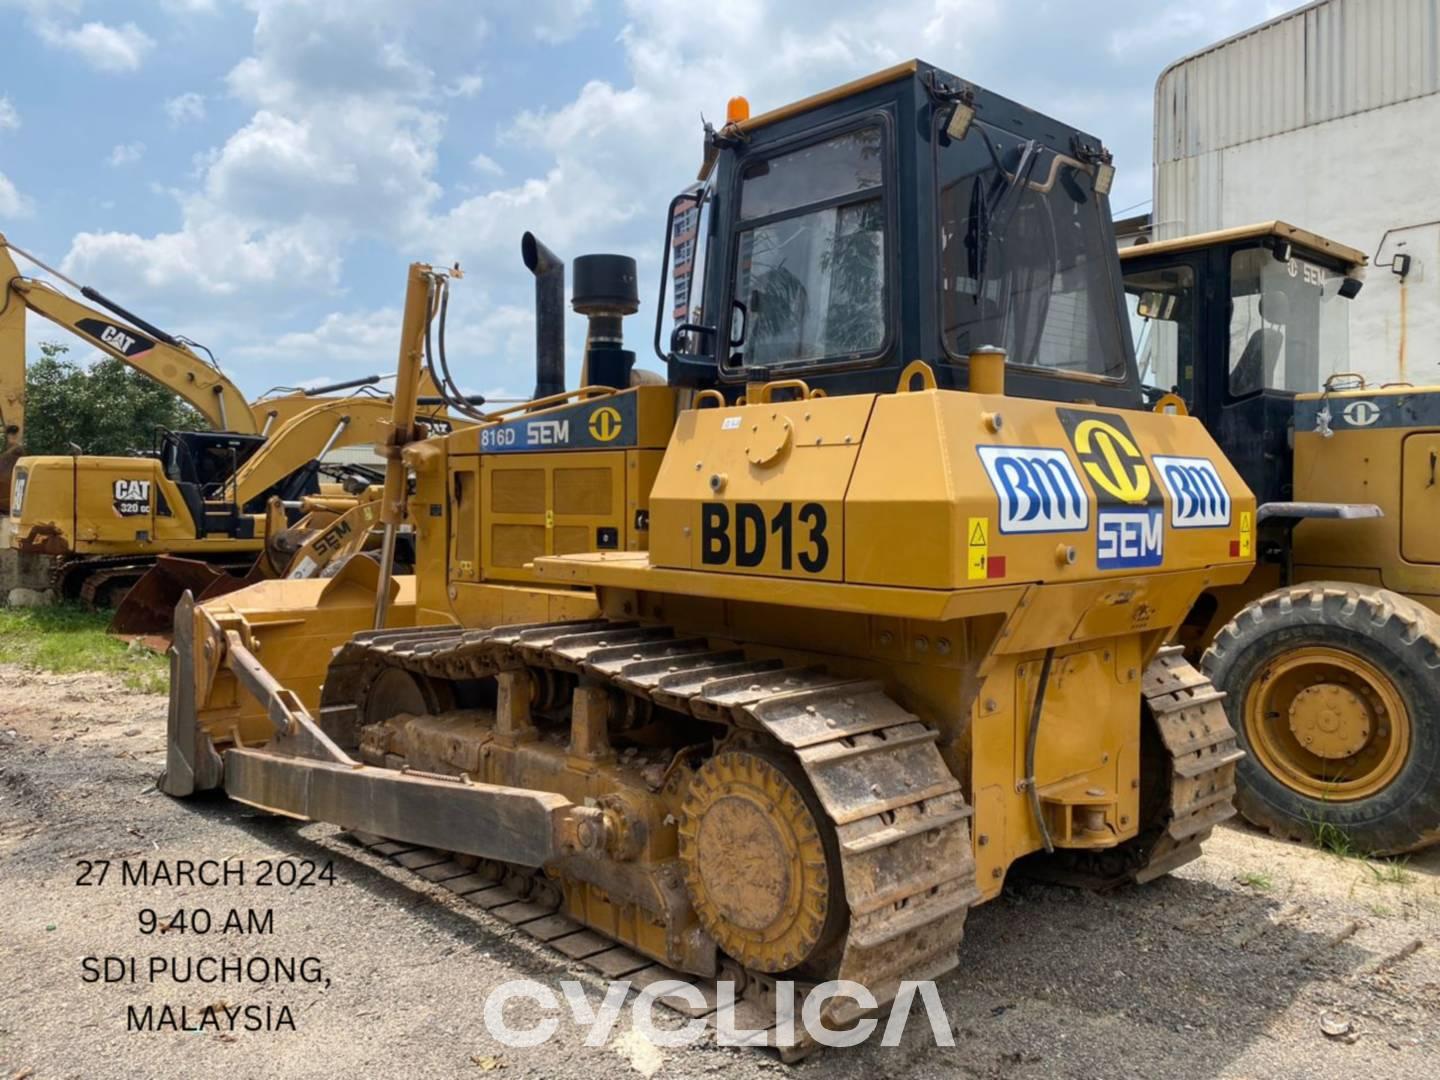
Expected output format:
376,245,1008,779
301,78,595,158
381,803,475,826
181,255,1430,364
1120,223,1366,503
659,60,1140,409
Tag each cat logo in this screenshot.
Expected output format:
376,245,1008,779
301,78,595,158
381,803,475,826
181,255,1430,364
75,317,153,358
588,405,623,442
112,478,152,516
1057,409,1153,506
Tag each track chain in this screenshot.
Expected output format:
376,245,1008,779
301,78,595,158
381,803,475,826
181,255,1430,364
51,554,251,608
1023,645,1243,888
323,618,982,1052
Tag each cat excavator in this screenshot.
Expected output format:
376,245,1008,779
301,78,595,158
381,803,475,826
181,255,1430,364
0,234,256,511
9,390,457,613
161,61,1254,1054
1,234,471,615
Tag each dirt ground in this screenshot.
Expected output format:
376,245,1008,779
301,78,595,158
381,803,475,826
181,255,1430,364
1,665,1437,1080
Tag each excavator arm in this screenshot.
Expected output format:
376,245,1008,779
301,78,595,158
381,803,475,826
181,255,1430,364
0,235,257,437
224,396,418,508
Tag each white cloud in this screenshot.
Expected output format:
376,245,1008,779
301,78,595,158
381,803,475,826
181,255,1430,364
165,92,207,126
40,0,1288,395
469,152,503,177
1108,1,1294,57
444,72,484,99
0,98,18,131
37,19,155,73
107,141,146,167
0,173,33,218
533,0,595,44
63,215,340,300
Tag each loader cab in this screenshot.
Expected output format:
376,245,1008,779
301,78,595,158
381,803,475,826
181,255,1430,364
1120,224,1365,503
658,60,1142,409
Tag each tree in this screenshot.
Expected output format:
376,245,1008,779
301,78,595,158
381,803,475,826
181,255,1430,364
22,342,206,457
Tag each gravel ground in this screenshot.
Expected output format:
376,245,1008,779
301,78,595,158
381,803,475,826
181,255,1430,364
1,664,1436,1079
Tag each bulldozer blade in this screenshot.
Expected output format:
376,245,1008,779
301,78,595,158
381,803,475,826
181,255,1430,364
109,556,234,635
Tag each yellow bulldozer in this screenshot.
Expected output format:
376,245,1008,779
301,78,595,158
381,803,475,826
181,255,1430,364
1122,224,1440,855
162,61,1255,1051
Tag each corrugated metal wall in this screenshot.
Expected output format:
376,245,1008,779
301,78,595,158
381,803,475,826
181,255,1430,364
1156,0,1440,169
1153,0,1440,385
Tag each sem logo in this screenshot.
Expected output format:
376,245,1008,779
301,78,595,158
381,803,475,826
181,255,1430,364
526,419,570,445
1097,508,1164,569
1057,409,1154,505
1340,399,1381,427
977,446,1088,534
1154,455,1231,528
588,405,623,442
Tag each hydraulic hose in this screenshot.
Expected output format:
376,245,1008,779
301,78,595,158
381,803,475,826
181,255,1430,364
1025,647,1057,854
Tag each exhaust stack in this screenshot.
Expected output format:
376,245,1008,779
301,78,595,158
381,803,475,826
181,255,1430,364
521,232,565,400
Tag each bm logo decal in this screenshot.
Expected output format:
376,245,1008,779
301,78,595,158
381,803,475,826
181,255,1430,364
1057,409,1154,506
588,405,623,442
976,445,1088,534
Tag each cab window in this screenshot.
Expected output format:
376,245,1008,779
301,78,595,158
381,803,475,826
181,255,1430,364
1228,247,1351,395
727,125,888,370
1123,262,1195,401
937,119,1127,380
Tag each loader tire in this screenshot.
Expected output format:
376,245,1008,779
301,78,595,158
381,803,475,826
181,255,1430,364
1202,583,1440,856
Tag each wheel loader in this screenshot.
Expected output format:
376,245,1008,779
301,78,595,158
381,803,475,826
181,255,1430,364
162,60,1253,1051
1122,225,1440,855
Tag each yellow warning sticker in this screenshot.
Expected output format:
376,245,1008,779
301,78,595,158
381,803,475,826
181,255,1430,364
1239,510,1252,558
967,516,989,580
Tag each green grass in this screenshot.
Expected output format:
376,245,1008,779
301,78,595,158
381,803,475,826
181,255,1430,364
1364,858,1414,886
1311,819,1359,859
1236,871,1273,891
0,604,168,694
1306,817,1417,888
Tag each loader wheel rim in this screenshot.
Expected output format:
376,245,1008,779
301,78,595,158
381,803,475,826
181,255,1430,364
1245,646,1410,801
678,750,831,973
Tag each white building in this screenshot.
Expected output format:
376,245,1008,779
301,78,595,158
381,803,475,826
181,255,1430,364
1153,0,1440,386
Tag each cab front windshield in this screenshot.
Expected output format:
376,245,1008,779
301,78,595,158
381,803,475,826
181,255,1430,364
1227,247,1350,395
937,119,1127,380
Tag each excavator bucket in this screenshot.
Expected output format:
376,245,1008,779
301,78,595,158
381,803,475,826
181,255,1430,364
109,555,260,635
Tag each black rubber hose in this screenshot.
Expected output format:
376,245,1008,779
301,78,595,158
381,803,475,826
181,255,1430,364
1025,646,1057,854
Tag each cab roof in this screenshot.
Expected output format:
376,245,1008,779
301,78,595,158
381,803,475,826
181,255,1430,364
1120,221,1367,269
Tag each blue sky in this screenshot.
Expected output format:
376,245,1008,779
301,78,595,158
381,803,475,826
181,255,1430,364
0,0,1291,400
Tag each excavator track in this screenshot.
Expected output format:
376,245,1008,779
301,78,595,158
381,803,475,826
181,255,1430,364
53,554,252,609
1019,645,1244,889
316,618,982,1055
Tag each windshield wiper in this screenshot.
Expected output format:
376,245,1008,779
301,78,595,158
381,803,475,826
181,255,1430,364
967,136,1042,306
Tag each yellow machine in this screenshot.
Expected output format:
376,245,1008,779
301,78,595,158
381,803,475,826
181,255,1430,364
8,393,432,608
1123,224,1440,854
0,234,257,511
165,62,1253,1049
0,233,468,610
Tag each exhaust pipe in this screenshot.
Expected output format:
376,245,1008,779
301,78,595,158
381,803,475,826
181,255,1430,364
521,232,565,399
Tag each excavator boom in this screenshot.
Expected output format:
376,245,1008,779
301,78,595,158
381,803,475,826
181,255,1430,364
0,235,257,441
